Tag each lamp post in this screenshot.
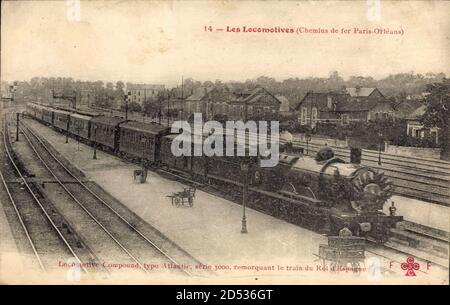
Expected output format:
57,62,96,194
378,131,383,166
140,137,148,183
240,160,249,234
305,133,311,155
93,126,97,160
141,137,146,169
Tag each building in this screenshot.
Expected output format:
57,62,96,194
127,84,165,105
227,87,281,120
52,88,77,108
78,89,95,108
162,86,281,121
345,86,385,99
276,95,293,115
392,99,424,119
183,86,215,120
406,105,439,144
166,86,232,121
295,89,394,127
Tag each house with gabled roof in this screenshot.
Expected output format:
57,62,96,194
227,87,282,120
275,95,292,115
406,105,439,144
295,88,393,127
345,86,385,99
165,86,282,121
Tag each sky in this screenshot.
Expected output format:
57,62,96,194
1,0,449,87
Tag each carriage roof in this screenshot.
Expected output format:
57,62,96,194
90,116,126,127
41,105,54,112
74,109,101,117
119,121,169,135
53,109,71,116
70,113,92,120
32,103,50,110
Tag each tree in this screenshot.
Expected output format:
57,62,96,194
142,98,159,117
125,101,141,112
421,79,450,159
116,81,125,92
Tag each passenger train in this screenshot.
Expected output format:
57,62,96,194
25,102,403,243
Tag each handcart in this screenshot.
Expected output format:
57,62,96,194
167,187,196,207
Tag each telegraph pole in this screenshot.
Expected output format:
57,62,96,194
181,76,184,99
125,91,130,120
158,97,162,125
167,91,170,126
16,113,19,142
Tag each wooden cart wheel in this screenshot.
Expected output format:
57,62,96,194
188,197,194,207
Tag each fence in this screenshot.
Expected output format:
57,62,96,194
384,142,442,159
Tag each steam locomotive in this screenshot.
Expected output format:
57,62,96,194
25,102,402,243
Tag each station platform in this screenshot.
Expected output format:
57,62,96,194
384,196,449,232
0,189,26,283
20,119,448,283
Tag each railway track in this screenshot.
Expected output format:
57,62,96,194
0,123,94,274
292,141,450,206
230,130,449,205
17,119,204,277
17,115,447,276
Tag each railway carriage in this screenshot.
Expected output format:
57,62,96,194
25,102,403,243
25,102,37,118
160,134,188,171
118,121,170,164
27,103,45,121
89,116,126,152
53,109,71,132
69,113,92,140
42,106,54,125
160,133,209,178
205,142,260,185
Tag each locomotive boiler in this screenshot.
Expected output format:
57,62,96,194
254,147,401,240
260,147,393,212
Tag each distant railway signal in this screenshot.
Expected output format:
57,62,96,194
10,82,18,93
124,91,131,120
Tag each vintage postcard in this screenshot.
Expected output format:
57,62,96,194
0,0,449,286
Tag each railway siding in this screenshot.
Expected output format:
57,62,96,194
291,141,450,206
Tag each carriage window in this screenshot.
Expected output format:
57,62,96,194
342,114,349,125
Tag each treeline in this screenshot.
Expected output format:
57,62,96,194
7,71,447,108
9,77,129,108
166,71,448,107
